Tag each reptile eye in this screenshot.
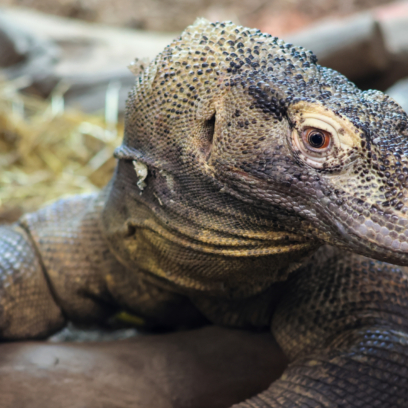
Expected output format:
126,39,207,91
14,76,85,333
303,128,331,151
289,108,359,170
290,116,340,168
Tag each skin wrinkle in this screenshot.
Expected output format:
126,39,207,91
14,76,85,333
17,221,68,324
291,371,357,397
266,384,327,408
344,353,408,376
274,379,336,406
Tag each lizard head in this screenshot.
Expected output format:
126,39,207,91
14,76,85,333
117,19,408,267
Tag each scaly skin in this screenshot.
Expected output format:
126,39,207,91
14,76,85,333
1,19,408,406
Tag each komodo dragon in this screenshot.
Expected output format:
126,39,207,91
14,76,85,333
1,18,408,407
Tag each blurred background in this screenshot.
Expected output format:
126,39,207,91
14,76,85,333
0,0,399,33
1,0,408,223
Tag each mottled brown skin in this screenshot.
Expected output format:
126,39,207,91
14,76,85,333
2,18,408,407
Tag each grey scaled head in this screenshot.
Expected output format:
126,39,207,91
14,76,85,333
119,18,408,266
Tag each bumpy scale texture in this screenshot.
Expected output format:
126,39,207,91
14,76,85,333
1,19,408,407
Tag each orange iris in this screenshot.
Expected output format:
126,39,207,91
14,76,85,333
303,128,331,150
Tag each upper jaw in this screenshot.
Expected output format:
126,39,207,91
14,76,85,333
325,204,408,266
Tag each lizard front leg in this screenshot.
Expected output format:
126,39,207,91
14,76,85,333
0,191,206,340
0,192,120,340
0,224,65,339
234,247,408,407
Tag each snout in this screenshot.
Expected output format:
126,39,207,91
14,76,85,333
328,203,408,267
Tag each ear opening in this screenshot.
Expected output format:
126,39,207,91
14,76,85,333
202,113,216,161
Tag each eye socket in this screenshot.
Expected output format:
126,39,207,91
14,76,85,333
289,105,360,170
303,127,331,151
290,116,341,169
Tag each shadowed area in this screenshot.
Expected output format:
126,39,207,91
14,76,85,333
0,326,288,408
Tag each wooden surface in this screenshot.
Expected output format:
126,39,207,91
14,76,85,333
0,326,288,408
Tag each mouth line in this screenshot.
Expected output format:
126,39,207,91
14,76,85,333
330,213,408,265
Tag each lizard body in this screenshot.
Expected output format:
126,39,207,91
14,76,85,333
1,19,408,406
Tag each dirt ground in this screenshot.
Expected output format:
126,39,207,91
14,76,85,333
0,0,400,35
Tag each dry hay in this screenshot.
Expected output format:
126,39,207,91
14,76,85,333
0,77,123,223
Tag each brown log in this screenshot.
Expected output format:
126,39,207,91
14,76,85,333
0,7,174,113
286,12,390,82
376,1,408,55
0,326,288,408
386,77,408,113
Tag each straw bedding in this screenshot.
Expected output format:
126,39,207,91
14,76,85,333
0,78,122,222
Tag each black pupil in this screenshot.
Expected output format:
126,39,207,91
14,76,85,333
308,132,325,148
